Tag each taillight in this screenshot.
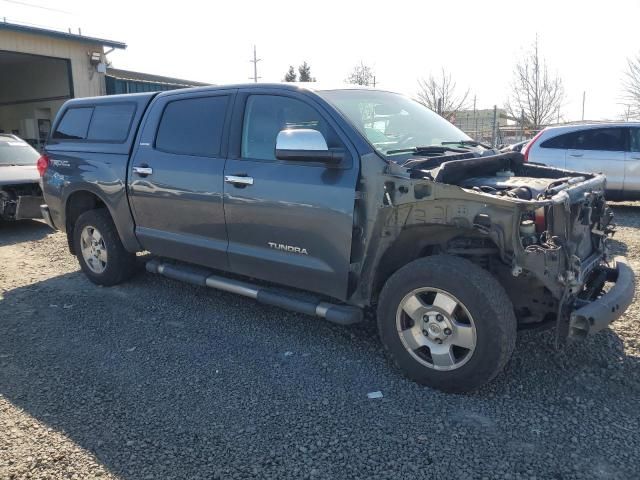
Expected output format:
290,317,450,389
522,130,545,162
37,154,50,177
534,207,546,233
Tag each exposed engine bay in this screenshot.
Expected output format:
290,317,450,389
407,150,596,200
432,153,612,261
459,173,587,201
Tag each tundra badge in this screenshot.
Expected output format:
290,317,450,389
268,242,308,255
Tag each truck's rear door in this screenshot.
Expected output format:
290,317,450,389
127,88,235,270
223,90,359,301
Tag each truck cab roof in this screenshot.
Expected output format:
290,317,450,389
45,84,385,157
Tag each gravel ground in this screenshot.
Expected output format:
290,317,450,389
0,206,639,480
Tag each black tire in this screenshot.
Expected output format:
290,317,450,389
377,255,517,393
73,209,136,286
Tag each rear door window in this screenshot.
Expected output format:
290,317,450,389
573,127,627,152
630,128,640,152
53,107,94,139
540,132,575,149
155,96,229,157
87,104,136,142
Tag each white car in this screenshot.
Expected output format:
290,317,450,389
523,122,640,201
0,134,44,221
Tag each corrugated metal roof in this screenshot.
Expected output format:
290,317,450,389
106,68,210,87
0,21,126,49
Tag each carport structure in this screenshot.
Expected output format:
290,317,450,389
0,21,126,150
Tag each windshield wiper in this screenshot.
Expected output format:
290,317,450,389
441,140,492,149
386,145,469,156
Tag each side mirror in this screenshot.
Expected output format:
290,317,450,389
275,129,344,165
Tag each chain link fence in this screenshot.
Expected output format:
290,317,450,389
451,108,541,148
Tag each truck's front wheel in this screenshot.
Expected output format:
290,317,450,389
377,255,516,393
73,209,136,286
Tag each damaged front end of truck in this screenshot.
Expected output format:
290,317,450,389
352,151,634,345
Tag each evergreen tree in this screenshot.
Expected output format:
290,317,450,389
284,65,297,82
298,61,315,82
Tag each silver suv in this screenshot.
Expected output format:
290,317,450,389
523,122,640,200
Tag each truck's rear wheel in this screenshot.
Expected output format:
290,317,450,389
377,255,516,393
73,209,136,286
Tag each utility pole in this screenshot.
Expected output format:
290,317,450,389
473,95,477,141
372,75,376,88
491,105,498,147
581,91,586,121
249,45,261,83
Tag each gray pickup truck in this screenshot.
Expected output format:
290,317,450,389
40,84,634,392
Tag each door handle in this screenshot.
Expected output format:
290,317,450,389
132,166,153,176
225,175,254,186
569,153,583,158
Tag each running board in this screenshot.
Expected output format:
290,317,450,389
145,258,363,326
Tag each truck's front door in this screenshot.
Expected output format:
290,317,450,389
128,89,235,269
223,91,359,300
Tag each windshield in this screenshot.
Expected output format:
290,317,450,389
317,89,471,158
0,137,40,166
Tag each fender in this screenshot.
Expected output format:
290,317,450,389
62,183,141,253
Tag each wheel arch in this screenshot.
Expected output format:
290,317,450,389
368,225,499,306
64,188,139,255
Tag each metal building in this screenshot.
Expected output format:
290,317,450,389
105,68,208,94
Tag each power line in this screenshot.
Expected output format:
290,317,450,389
0,0,71,14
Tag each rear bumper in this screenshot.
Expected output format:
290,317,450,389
40,204,55,229
568,256,635,339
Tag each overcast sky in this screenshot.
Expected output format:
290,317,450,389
2,0,639,121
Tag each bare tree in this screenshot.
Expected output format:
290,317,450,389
506,38,564,129
622,53,640,118
347,62,375,86
618,104,633,121
416,68,470,122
